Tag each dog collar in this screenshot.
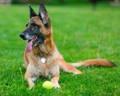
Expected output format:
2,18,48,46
40,57,47,63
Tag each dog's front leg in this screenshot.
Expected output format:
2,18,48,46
25,64,39,89
51,72,60,88
23,49,29,68
50,64,60,88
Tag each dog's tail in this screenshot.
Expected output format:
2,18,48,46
71,58,116,67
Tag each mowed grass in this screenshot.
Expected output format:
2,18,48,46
0,4,120,96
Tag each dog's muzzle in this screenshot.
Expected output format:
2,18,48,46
19,32,36,41
20,32,45,47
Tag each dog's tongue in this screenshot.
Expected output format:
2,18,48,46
26,37,37,52
26,40,33,52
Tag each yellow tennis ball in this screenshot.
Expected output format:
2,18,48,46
42,81,53,89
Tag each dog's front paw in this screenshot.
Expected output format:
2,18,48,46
28,83,35,90
74,71,83,75
28,79,35,90
52,82,61,88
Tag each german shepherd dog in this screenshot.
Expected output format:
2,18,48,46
19,4,115,89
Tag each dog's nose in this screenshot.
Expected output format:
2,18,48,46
19,33,26,40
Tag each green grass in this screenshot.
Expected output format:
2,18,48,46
0,4,120,96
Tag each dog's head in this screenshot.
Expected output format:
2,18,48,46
20,4,51,47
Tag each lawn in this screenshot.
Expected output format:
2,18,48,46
0,4,120,96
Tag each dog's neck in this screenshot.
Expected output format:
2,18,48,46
32,29,55,57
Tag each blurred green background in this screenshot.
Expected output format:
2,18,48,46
0,0,120,96
11,0,114,4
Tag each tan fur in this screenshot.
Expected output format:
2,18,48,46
23,16,115,89
71,59,115,67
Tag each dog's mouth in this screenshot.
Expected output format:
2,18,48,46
26,37,37,52
26,34,45,52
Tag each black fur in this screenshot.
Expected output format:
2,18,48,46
29,5,37,18
33,33,45,47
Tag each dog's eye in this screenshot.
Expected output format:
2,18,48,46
31,23,40,28
31,23,37,26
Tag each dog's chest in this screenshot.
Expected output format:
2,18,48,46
36,56,58,77
40,57,47,64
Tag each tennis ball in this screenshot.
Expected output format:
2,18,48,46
42,81,53,89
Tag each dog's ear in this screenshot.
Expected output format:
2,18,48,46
39,4,50,28
29,5,37,18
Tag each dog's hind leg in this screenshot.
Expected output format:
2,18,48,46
59,60,83,75
25,64,39,89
